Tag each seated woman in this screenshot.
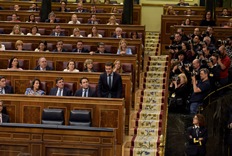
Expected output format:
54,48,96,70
165,6,176,15
181,18,191,26
186,9,193,15
45,12,58,23
15,40,23,51
200,11,216,26
221,8,230,16
107,15,119,25
83,59,95,72
25,78,45,96
34,41,49,52
70,28,83,37
10,25,24,35
7,57,23,70
168,73,190,113
113,60,123,73
0,42,5,51
87,26,102,38
58,0,69,12
27,25,41,36
130,31,139,39
26,14,37,23
223,18,232,28
111,7,119,13
63,60,80,72
9,13,21,22
117,39,132,55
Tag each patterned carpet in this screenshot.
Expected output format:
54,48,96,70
123,32,169,156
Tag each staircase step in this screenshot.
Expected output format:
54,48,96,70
144,78,166,84
134,103,164,112
147,66,167,72
129,127,161,137
142,89,165,97
131,147,158,156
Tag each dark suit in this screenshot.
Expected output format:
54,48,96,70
97,72,122,98
52,48,67,52
76,9,88,13
34,65,53,71
58,7,69,12
4,85,14,94
2,113,9,123
49,87,72,96
112,34,126,38
95,50,111,54
50,32,65,36
185,126,207,156
74,87,96,97
72,48,89,53
45,19,59,23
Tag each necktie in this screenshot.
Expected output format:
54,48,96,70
108,74,112,89
0,88,2,94
58,89,62,96
83,89,87,97
0,114,2,123
196,127,199,137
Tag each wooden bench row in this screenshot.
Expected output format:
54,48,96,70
0,1,141,24
0,95,122,155
161,15,231,53
163,6,232,16
0,21,145,41
0,11,123,25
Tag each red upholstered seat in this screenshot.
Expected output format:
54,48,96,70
2,42,13,50
23,43,33,51
64,82,77,95
63,44,73,52
122,63,133,73
98,30,105,37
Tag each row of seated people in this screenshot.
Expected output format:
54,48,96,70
6,24,142,39
165,5,231,16
1,57,133,73
167,26,232,115
8,12,121,25
8,2,123,13
0,62,124,98
0,39,135,55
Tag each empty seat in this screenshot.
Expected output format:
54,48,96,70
104,45,112,53
64,82,76,95
122,63,133,73
98,30,105,37
69,110,91,126
2,42,13,50
38,28,45,35
63,44,73,52
23,43,33,51
80,30,86,37
42,108,64,125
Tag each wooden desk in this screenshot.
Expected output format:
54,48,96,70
0,70,132,127
161,15,230,53
0,123,115,156
0,1,141,24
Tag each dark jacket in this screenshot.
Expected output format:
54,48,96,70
49,87,72,96
74,87,96,97
72,48,89,53
34,65,53,71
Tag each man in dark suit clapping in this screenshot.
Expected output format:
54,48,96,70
0,76,14,94
74,77,96,97
98,62,122,98
49,77,72,96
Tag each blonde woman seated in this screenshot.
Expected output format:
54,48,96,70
0,42,5,51
10,25,24,35
27,25,41,36
83,59,95,72
7,57,23,70
87,26,102,38
223,18,232,28
107,15,119,25
113,60,123,73
63,60,80,72
68,14,81,24
70,28,83,37
117,39,132,55
25,78,45,96
34,41,49,52
15,40,23,51
165,6,176,15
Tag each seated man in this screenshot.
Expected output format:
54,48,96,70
72,41,89,53
34,57,53,71
29,3,38,11
76,3,88,13
177,0,189,6
112,27,124,39
90,42,111,54
88,14,99,24
0,100,10,123
189,68,211,115
14,4,21,11
74,77,96,97
50,25,65,36
97,62,122,98
0,76,14,94
68,14,81,24
52,40,67,52
49,77,72,96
